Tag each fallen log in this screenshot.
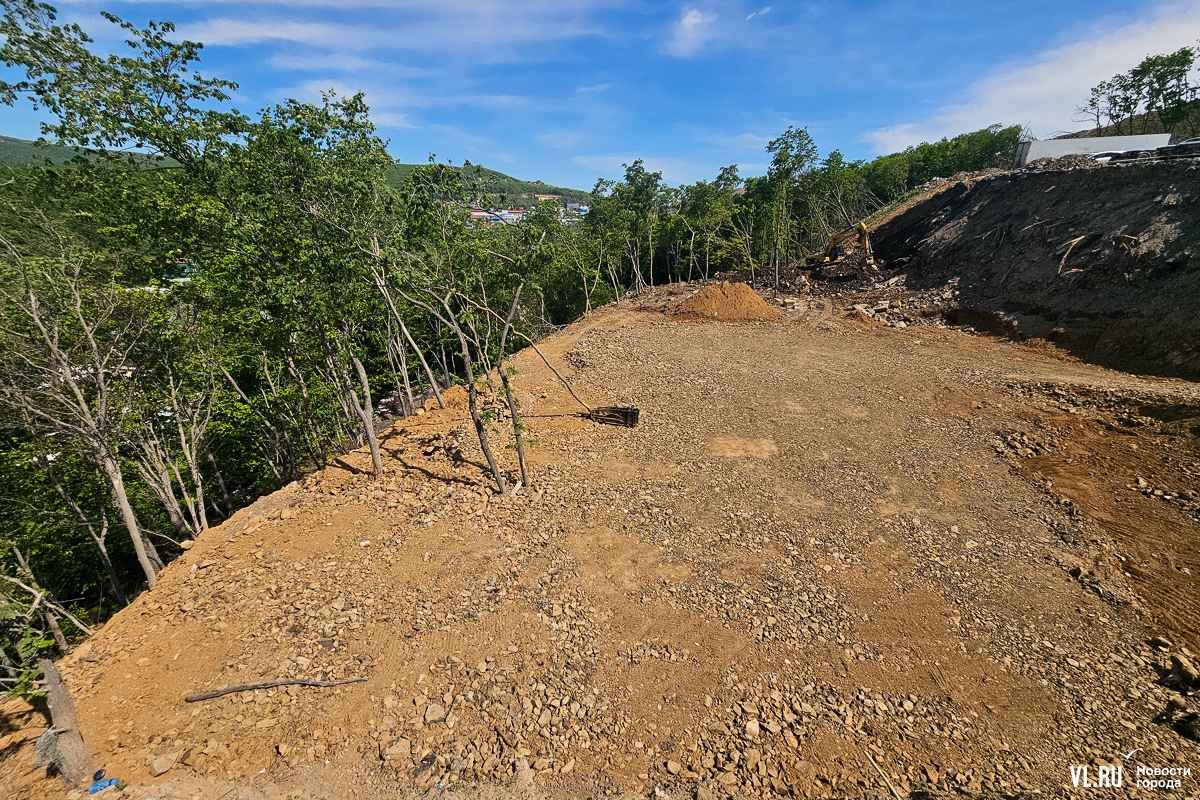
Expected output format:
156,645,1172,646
36,659,94,786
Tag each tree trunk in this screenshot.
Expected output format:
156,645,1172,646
138,461,192,537
41,461,128,606
348,352,384,476
466,373,505,493
579,262,592,313
590,256,605,305
13,548,69,650
0,646,16,678
90,508,129,606
177,438,209,532
36,659,94,786
688,231,696,282
648,217,655,288
449,325,505,492
143,532,165,571
170,460,206,533
496,285,530,489
44,610,69,651
370,269,445,409
390,332,415,417
100,454,158,589
438,341,451,388
204,443,234,516
500,367,530,488
13,548,67,650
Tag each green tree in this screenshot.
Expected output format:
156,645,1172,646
1077,47,1199,138
764,126,818,288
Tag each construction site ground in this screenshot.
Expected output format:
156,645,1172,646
5,282,1200,800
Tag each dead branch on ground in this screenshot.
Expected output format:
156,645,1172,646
185,676,366,702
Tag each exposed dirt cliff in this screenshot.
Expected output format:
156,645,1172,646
871,159,1200,380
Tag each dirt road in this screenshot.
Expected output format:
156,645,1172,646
15,289,1200,800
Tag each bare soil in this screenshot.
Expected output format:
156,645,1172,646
870,158,1200,380
4,287,1200,800
674,282,784,323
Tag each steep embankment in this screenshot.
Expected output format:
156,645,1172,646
872,159,1200,380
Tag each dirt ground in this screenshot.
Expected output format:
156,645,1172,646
5,286,1200,800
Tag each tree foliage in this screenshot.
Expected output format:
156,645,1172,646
858,125,1024,203
1075,45,1200,139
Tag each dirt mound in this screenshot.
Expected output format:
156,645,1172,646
674,281,783,322
1023,153,1103,172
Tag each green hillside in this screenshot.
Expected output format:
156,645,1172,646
0,135,590,207
386,163,591,207
0,135,97,165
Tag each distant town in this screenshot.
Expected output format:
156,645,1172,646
468,194,590,225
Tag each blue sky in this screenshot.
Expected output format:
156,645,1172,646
5,0,1200,188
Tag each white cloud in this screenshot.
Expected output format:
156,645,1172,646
266,52,432,76
371,111,417,129
103,0,615,9
176,1,612,60
865,0,1200,154
745,6,770,21
180,19,387,49
471,95,534,109
289,78,416,107
664,8,718,57
282,78,534,114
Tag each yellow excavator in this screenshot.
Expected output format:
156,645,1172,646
805,221,873,266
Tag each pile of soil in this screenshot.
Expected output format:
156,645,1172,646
674,281,784,322
1023,153,1104,172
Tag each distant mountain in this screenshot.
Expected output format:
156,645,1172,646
0,135,97,165
387,163,591,207
0,135,591,207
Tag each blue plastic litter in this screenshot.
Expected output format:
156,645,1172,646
89,778,119,793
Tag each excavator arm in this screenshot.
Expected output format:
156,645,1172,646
806,222,873,266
